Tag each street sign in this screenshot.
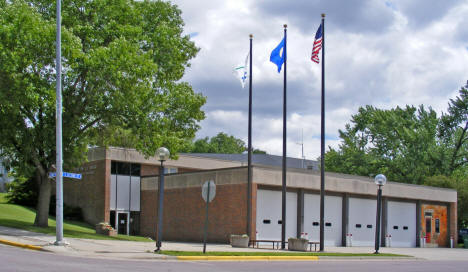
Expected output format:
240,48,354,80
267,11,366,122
49,172,82,180
202,180,216,203
201,180,216,254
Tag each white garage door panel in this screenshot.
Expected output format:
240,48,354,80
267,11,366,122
256,190,297,241
304,194,342,246
387,201,416,247
349,198,377,246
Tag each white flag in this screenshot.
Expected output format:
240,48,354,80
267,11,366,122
233,52,249,88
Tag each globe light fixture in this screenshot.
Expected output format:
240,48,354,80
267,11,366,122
155,147,169,253
374,174,387,186
374,174,386,254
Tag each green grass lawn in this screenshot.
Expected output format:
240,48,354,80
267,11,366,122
161,250,410,257
0,193,151,242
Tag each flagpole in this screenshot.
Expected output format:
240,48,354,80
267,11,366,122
319,13,326,252
281,24,287,250
247,34,253,238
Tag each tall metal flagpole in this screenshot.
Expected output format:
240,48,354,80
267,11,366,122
247,34,253,237
55,0,64,245
319,13,326,252
281,24,288,250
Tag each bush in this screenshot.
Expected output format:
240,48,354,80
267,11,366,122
49,196,83,221
5,177,38,207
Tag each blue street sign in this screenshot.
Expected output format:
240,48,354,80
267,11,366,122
48,172,82,180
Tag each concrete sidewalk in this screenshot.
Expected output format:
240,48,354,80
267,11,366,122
1,226,467,261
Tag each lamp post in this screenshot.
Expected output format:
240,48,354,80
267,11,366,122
155,147,170,253
374,174,386,254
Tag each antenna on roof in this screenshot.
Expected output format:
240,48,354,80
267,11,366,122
296,129,305,168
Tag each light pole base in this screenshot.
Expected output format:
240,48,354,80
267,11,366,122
53,240,69,246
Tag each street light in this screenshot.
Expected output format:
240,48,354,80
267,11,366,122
155,147,170,253
374,174,386,254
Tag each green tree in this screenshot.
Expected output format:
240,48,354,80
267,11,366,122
0,0,205,227
325,105,439,184
325,82,468,228
185,132,267,154
438,83,468,175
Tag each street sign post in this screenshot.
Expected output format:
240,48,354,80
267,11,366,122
202,180,216,203
202,180,216,253
49,172,82,180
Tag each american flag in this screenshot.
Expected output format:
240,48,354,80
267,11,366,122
311,24,323,64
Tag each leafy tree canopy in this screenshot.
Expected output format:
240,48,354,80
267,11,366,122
325,82,468,227
183,132,267,154
325,104,439,184
0,0,205,226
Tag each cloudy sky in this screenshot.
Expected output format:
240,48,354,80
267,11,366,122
172,0,468,160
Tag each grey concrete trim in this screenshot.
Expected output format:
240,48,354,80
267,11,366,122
382,197,388,247
252,166,457,203
342,194,349,247
89,147,242,169
141,166,247,178
141,167,248,191
297,189,304,239
416,200,421,247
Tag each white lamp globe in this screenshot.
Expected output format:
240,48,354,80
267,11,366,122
156,147,170,162
374,174,387,186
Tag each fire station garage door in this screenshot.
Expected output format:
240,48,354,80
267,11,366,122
349,197,377,246
256,189,297,240
387,201,416,247
304,194,342,246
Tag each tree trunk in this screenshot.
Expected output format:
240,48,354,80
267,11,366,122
34,170,51,227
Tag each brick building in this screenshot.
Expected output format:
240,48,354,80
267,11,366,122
64,147,457,248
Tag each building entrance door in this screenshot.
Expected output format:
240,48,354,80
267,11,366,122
425,216,432,243
117,212,129,235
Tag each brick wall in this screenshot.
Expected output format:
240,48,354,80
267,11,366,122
141,164,159,176
63,159,110,225
140,183,248,243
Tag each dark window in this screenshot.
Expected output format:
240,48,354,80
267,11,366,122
313,222,319,226
367,224,373,229
263,219,271,224
131,163,141,176
278,220,282,225
435,219,440,233
393,226,398,230
110,211,116,229
426,217,432,234
117,162,130,175
111,161,117,174
403,226,409,230
356,224,362,228
425,212,432,217
325,222,332,227
130,212,140,236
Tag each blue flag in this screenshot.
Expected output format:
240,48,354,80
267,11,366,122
270,38,285,73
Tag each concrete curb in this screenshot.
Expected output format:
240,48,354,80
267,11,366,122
318,256,418,260
176,256,319,261
0,238,43,251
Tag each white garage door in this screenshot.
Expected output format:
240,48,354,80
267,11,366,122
304,194,342,246
256,189,297,240
387,201,416,247
349,197,377,246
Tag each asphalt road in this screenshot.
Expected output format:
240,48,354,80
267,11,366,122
2,244,468,272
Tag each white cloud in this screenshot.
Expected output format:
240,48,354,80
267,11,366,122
173,0,468,159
